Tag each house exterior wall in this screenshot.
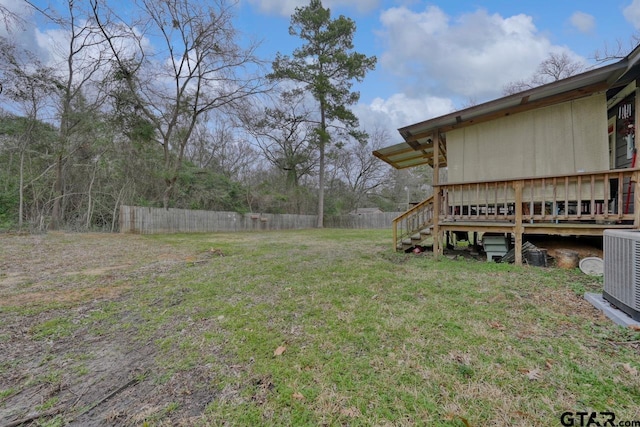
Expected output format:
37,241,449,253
447,93,609,183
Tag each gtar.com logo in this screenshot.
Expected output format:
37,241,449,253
560,411,640,427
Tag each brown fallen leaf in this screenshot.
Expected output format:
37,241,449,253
629,324,640,331
208,248,225,256
621,363,638,376
444,413,471,427
292,392,305,401
274,345,286,356
340,406,361,418
520,368,542,381
545,359,554,370
489,321,506,331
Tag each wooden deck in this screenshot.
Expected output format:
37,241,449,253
393,168,640,264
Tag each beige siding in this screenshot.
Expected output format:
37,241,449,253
533,101,574,176
572,95,609,172
448,93,608,183
447,133,464,183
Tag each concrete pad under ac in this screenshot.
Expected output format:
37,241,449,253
585,293,640,328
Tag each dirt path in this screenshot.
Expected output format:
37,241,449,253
0,233,218,426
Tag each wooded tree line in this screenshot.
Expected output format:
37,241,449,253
0,0,431,231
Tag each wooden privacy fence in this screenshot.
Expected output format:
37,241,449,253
119,206,401,234
324,212,403,229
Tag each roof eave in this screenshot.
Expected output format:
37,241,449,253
398,59,629,141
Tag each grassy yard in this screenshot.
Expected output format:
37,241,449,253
0,229,639,426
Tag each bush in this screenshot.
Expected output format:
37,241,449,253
0,190,19,230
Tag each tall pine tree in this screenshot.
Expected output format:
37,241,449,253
270,0,376,227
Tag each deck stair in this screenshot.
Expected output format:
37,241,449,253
399,227,433,249
393,196,435,251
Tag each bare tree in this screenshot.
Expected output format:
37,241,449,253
503,52,584,95
186,117,260,181
8,0,110,229
0,2,25,33
28,0,109,229
0,39,56,228
335,126,390,211
92,0,266,208
243,90,318,188
593,35,640,64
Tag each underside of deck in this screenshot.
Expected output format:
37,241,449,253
439,221,635,236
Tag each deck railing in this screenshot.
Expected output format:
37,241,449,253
392,168,640,251
440,168,639,223
392,195,435,250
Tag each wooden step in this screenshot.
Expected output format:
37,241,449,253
397,226,434,251
397,241,414,251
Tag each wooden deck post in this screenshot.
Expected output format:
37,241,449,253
392,220,398,252
514,181,524,266
433,132,443,256
433,189,442,256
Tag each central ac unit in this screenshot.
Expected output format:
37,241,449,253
603,229,640,321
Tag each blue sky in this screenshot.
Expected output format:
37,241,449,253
4,0,640,143
234,0,640,140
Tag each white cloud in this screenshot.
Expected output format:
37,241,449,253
246,0,300,16
34,27,69,67
355,93,454,141
377,6,559,103
0,0,32,30
2,4,108,72
247,0,379,17
569,11,595,34
624,0,640,30
0,0,38,50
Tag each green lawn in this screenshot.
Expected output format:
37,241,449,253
1,229,638,426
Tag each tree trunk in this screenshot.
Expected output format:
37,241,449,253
163,177,176,210
317,140,325,228
111,184,127,232
18,149,24,229
86,160,98,230
316,102,328,228
50,153,64,230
